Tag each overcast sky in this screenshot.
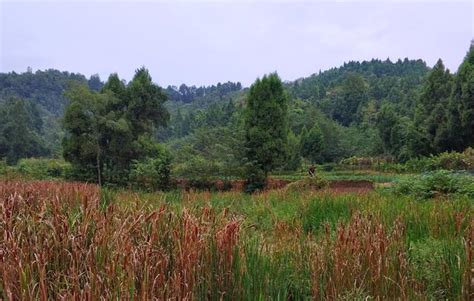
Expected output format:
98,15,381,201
1,1,472,87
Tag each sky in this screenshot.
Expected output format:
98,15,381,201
0,1,473,87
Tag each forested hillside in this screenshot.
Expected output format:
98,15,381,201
1,43,473,180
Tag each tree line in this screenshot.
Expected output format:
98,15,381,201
0,42,472,191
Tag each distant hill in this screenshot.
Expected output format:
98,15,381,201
287,58,430,118
0,69,94,116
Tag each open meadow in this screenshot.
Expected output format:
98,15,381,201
1,175,472,300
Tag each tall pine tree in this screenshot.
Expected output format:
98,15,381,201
244,73,288,192
451,42,474,148
415,59,453,153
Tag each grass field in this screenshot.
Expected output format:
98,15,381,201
273,169,411,183
1,178,472,300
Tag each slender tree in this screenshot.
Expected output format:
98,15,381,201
415,59,453,153
244,73,288,192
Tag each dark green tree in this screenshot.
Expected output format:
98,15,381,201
88,74,104,91
0,97,48,164
300,125,323,163
283,130,302,171
415,59,453,153
331,73,369,126
62,84,109,184
63,68,170,187
244,73,288,192
451,42,474,148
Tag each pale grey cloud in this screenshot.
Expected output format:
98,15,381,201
1,1,472,86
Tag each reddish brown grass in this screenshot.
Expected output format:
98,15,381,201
310,214,411,300
0,180,240,300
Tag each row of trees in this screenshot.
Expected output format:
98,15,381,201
243,44,473,190
165,82,242,103
1,43,472,192
374,44,473,160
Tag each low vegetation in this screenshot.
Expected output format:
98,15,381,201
1,180,472,299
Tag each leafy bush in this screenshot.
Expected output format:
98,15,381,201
434,148,473,171
340,149,474,173
173,155,222,179
393,170,474,199
129,154,171,191
16,158,71,179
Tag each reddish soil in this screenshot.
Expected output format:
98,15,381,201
175,178,374,194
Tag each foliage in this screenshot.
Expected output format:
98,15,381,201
0,97,49,164
128,150,171,191
330,73,369,126
62,68,170,186
1,45,473,172
415,59,453,153
451,42,474,148
300,125,323,163
288,58,428,119
0,69,90,116
170,125,246,180
244,73,289,192
165,81,242,104
393,170,474,199
16,158,71,179
375,148,474,172
282,130,302,171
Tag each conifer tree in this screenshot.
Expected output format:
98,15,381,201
415,59,453,152
244,73,288,192
451,42,474,147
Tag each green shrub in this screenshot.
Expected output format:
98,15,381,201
129,154,171,191
393,170,474,199
403,148,474,172
16,158,71,179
